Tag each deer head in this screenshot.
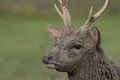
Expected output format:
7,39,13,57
42,0,110,73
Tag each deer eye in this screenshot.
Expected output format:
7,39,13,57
73,44,81,50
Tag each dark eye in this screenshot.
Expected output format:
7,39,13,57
73,44,81,50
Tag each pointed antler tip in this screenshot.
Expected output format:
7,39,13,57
54,0,72,27
59,0,62,4
81,0,110,29
89,6,93,16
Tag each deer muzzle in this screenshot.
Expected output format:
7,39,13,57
42,55,59,69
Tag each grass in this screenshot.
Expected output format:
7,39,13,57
0,14,120,80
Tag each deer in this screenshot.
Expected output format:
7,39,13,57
42,0,120,80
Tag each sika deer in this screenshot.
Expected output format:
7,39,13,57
42,0,120,80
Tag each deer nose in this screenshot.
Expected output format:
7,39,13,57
42,56,52,64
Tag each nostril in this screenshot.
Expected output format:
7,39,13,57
48,56,52,60
42,56,49,64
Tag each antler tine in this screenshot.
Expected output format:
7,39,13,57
54,0,72,27
81,0,110,30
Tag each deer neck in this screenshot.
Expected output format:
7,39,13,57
68,50,118,80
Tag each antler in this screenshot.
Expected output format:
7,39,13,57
54,0,72,27
81,0,110,30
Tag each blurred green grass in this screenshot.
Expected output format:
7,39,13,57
0,14,120,80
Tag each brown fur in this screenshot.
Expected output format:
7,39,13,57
43,26,120,80
42,0,120,80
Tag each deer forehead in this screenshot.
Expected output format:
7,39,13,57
56,30,88,47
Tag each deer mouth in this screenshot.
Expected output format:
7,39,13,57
42,56,60,69
45,64,56,69
45,61,60,69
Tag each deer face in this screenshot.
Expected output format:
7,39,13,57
42,0,109,73
42,25,101,72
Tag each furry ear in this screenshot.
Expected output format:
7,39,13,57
89,27,101,48
48,24,62,40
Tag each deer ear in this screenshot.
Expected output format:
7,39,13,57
48,24,62,40
90,27,101,47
